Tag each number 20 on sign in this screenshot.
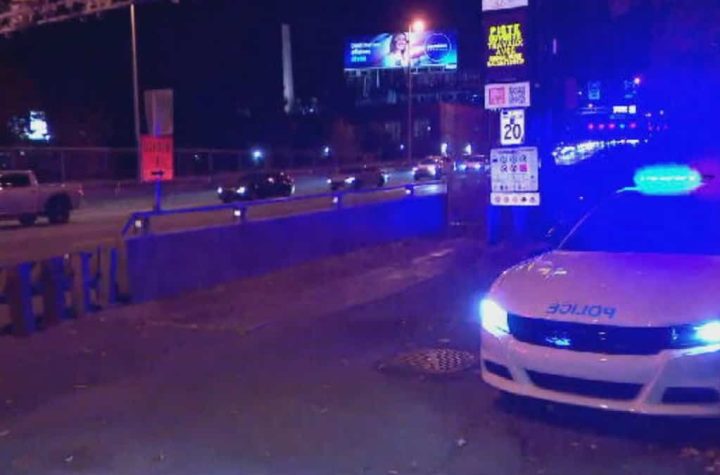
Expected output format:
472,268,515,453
500,109,525,146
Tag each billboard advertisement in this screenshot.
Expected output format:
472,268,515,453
344,31,458,71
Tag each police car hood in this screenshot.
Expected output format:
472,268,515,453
492,251,720,328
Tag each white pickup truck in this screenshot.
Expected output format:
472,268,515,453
0,170,83,226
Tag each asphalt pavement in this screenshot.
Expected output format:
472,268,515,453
0,238,717,475
0,169,431,263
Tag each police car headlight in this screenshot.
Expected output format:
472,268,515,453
480,299,509,337
217,187,224,194
670,320,720,348
695,321,720,345
237,186,247,194
345,177,356,184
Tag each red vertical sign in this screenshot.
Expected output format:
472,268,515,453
141,135,174,182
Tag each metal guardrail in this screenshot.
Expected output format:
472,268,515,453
122,180,446,237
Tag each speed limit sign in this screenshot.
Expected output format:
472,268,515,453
500,109,525,146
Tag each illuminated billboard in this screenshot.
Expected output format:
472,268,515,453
483,8,529,82
486,21,526,68
344,31,458,71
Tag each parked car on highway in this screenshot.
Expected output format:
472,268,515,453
328,166,387,191
0,170,82,226
217,172,295,202
413,157,445,181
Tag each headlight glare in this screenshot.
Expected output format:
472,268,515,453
695,321,720,345
481,299,509,336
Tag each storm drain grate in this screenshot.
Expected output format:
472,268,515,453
378,348,480,375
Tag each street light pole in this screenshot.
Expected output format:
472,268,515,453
130,2,142,181
407,24,413,164
406,19,425,164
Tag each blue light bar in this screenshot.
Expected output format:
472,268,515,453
633,164,703,195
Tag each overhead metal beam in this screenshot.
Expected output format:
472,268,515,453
0,0,146,35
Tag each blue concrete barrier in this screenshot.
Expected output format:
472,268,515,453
0,247,120,337
125,194,447,303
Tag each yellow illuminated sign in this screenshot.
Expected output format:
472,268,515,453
487,22,526,68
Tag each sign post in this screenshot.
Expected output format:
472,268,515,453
141,135,174,212
483,0,537,244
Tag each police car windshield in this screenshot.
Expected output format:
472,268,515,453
562,193,720,255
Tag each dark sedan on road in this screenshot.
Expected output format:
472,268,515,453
217,172,295,202
328,166,388,191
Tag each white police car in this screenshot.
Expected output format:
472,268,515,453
481,164,720,416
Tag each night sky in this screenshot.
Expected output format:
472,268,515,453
0,0,480,147
0,0,680,148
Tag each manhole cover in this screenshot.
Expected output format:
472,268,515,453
378,348,479,375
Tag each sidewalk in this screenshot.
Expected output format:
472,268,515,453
0,238,701,475
0,237,486,474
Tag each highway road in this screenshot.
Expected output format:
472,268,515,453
0,169,443,263
0,239,714,475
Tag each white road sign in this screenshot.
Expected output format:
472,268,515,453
500,109,525,146
490,147,540,207
491,192,541,207
485,82,531,110
482,0,529,11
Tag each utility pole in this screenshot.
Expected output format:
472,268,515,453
406,19,426,163
130,2,142,181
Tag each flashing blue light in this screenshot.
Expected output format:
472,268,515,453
480,299,509,337
252,149,264,161
633,165,703,196
695,321,720,345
